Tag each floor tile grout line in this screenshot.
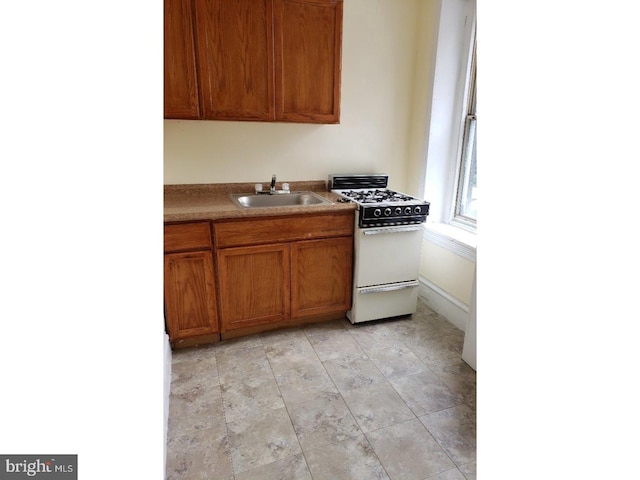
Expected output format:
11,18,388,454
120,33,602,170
361,415,459,477
264,336,316,480
277,321,393,480
377,313,476,411
378,316,477,467
214,341,281,478
418,412,462,469
321,319,418,480
417,406,477,469
281,399,315,480
337,313,472,477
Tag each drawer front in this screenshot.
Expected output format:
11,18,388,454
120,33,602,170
214,212,354,248
164,222,212,252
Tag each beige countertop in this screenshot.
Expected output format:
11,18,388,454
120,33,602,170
164,180,356,223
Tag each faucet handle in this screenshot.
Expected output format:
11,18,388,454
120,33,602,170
282,183,290,192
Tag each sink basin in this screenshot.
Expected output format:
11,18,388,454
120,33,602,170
230,191,333,208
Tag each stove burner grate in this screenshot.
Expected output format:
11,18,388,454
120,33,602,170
342,189,416,203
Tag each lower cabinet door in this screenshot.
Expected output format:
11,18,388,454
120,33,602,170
217,243,291,330
291,237,353,318
164,251,219,340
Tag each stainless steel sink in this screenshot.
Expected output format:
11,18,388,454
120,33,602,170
230,191,333,208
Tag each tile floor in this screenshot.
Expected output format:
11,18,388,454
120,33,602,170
166,299,476,480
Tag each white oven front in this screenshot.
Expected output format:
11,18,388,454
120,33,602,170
353,224,424,287
347,213,424,323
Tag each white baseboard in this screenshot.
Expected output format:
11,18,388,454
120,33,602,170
418,276,470,332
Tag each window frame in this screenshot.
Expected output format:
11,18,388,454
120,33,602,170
419,0,477,257
451,34,477,231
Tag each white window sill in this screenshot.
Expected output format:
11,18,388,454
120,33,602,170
423,222,476,262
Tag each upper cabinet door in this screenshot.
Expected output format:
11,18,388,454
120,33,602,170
274,0,343,123
164,0,342,123
194,0,275,121
164,0,201,119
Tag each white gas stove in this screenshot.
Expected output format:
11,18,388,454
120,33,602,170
328,174,430,324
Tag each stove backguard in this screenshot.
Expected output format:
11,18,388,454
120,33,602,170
328,174,388,190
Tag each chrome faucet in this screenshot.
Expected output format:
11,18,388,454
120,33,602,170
258,174,289,195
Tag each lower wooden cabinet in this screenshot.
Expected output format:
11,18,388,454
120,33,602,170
164,212,354,344
164,221,219,347
291,237,352,318
217,237,352,333
216,243,291,330
164,251,219,344
214,212,354,336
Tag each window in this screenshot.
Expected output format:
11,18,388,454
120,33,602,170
420,0,476,257
453,38,477,229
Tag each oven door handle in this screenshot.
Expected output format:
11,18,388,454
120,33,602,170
359,281,420,294
362,226,424,235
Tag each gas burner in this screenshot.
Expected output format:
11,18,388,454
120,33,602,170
340,189,417,204
329,174,430,228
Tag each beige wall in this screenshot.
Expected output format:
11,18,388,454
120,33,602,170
405,0,439,198
420,242,475,305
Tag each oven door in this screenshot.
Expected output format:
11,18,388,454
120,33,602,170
353,224,424,287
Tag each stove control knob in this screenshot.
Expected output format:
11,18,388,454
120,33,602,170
414,206,422,214
384,208,392,216
405,207,412,215
373,208,382,217
395,207,402,215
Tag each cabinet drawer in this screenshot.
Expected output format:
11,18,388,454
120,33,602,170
164,222,212,252
214,212,354,248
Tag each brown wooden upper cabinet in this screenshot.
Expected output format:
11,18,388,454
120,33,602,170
164,0,343,123
164,0,201,119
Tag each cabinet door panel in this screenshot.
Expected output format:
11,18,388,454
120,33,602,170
217,244,290,330
291,236,352,318
274,0,342,123
164,251,219,340
195,0,275,120
164,0,201,119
